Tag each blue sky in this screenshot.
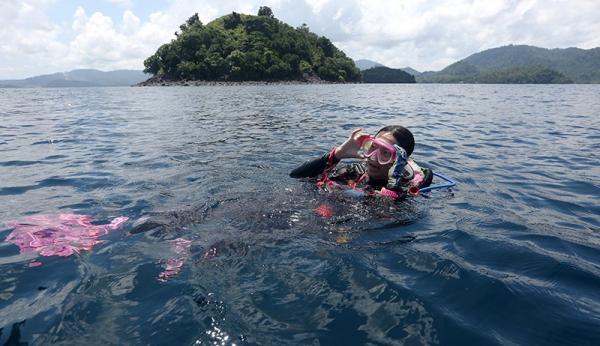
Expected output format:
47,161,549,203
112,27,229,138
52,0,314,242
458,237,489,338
46,0,168,26
1,0,599,79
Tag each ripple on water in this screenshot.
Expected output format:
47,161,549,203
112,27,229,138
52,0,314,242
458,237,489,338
1,85,599,345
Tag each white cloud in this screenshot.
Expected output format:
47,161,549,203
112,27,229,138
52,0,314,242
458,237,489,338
72,6,87,31
305,0,330,14
0,0,69,78
1,0,600,78
68,8,136,66
122,10,141,34
324,0,600,71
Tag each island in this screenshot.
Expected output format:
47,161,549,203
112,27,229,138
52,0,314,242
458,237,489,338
361,66,416,83
139,7,361,85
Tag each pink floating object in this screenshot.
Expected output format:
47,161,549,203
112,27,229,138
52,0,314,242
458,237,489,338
4,213,129,258
158,237,192,282
314,203,335,218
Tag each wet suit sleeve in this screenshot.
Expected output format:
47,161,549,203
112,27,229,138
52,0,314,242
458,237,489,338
289,148,340,178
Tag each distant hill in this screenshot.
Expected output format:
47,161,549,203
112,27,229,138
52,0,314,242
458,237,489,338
0,69,149,88
143,8,360,83
353,60,422,77
362,66,416,83
354,59,385,71
400,67,421,76
418,45,600,83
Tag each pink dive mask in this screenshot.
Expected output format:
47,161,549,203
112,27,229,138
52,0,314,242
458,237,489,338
359,135,397,165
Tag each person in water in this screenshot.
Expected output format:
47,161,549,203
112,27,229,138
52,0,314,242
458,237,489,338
290,125,432,199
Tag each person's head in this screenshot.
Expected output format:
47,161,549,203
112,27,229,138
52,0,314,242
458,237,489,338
365,125,415,179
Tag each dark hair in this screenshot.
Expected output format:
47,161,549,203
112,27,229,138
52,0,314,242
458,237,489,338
376,125,415,156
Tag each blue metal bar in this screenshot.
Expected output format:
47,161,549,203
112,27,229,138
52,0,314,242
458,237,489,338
419,172,457,193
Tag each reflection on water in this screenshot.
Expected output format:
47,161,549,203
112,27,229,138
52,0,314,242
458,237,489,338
0,84,599,345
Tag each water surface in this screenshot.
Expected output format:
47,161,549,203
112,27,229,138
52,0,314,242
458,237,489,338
1,84,599,345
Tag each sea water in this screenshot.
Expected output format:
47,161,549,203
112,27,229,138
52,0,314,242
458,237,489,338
0,84,599,345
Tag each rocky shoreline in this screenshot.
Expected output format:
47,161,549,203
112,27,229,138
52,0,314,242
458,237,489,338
135,75,356,86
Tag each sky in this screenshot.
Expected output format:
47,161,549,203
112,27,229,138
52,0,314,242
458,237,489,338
1,0,599,79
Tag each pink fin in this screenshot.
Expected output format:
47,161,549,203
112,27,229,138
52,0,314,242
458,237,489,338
4,213,128,259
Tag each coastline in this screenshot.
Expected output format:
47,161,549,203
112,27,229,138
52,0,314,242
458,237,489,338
135,75,356,87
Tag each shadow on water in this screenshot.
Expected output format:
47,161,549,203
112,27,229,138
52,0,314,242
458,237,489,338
100,179,450,345
127,180,428,247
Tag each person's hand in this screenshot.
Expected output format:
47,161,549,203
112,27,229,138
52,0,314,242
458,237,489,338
335,128,370,159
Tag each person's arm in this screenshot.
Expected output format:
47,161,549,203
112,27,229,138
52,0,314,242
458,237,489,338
289,148,339,178
289,128,368,179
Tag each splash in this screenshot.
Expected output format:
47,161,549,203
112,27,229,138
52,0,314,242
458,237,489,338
4,214,129,261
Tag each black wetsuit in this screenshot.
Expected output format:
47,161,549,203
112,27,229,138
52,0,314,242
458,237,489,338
290,149,426,196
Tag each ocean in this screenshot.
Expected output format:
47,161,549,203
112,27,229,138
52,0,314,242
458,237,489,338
1,84,599,345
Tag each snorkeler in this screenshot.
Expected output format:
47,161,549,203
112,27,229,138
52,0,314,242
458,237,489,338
290,126,432,199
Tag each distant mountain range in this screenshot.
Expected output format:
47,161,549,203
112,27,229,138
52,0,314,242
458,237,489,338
0,69,150,88
356,45,599,84
418,45,600,83
4,44,596,87
400,67,421,76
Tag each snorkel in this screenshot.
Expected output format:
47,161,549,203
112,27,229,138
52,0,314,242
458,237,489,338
372,144,407,199
390,145,408,180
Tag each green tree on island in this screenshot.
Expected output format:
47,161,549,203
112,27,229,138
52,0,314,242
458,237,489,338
143,7,361,82
257,6,274,18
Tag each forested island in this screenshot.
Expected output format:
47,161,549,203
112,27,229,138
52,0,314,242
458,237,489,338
141,7,360,84
361,66,415,83
138,9,599,87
